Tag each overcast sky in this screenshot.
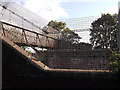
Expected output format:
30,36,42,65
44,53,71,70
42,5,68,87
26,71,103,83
9,0,119,20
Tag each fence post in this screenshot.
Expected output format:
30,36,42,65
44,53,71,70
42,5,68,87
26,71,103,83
36,34,42,47
1,23,6,37
22,29,28,44
47,37,51,48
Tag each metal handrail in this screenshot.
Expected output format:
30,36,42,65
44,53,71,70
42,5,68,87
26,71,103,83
0,21,57,40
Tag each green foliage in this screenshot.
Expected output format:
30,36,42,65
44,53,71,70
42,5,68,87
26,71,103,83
48,20,81,43
109,51,120,73
48,20,66,32
90,13,118,50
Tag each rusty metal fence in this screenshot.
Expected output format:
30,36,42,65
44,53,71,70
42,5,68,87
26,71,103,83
0,21,56,48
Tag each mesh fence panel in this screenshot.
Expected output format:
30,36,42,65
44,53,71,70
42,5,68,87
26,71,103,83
0,1,111,70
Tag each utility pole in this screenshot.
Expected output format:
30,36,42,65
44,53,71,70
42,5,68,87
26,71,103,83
118,1,120,52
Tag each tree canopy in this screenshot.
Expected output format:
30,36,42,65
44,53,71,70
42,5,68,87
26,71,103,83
47,20,81,43
48,20,66,32
90,13,118,50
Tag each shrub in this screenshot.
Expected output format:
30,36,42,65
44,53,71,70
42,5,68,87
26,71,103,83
109,51,120,73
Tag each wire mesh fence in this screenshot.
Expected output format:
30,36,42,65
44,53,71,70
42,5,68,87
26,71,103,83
0,1,111,70
0,21,111,70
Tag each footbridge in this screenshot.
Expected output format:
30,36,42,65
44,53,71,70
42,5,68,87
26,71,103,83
1,21,118,88
0,21,109,72
1,1,119,88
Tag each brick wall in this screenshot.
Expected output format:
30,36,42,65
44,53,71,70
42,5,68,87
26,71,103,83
47,49,110,70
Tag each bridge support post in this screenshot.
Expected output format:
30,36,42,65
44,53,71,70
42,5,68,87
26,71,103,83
22,30,28,44
0,22,6,37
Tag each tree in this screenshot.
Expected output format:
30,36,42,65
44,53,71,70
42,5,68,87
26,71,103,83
47,20,66,32
90,13,118,50
47,20,81,43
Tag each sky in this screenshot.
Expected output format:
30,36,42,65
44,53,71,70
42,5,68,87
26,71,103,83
1,0,119,43
10,0,120,21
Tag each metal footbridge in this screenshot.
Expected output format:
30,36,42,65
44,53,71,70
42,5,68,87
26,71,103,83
0,1,110,74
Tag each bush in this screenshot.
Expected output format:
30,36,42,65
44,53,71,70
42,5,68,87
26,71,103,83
109,51,120,73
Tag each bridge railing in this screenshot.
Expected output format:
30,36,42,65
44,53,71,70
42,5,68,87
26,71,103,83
0,21,57,48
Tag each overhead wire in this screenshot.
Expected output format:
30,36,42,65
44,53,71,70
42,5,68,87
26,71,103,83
0,0,10,20
0,2,46,34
